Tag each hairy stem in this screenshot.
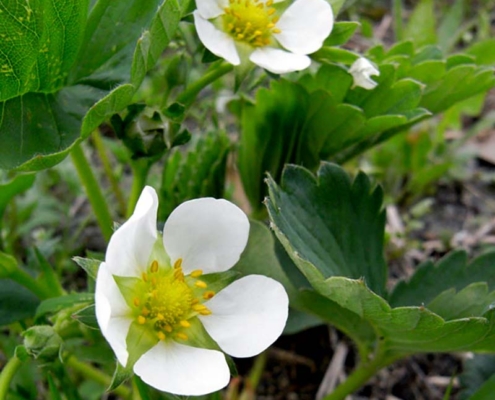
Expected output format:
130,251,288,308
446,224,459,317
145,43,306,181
71,144,114,242
175,62,234,108
126,159,152,218
92,130,127,217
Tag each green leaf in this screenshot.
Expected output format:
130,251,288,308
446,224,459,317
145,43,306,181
0,0,88,101
0,251,18,279
311,46,359,65
34,248,64,297
403,0,437,47
390,251,495,308
159,131,230,220
0,174,36,219
466,38,495,66
233,220,376,352
0,279,39,325
35,293,94,319
266,162,387,296
323,21,360,47
0,0,190,171
72,256,102,280
437,0,464,52
459,354,495,400
326,0,346,15
72,304,99,330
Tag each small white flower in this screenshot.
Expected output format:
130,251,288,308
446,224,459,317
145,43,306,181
194,0,334,74
95,187,288,395
349,57,380,90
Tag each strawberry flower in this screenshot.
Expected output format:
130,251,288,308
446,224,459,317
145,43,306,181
95,187,288,395
194,0,334,74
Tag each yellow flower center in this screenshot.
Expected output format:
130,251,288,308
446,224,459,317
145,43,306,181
132,259,214,342
222,0,281,47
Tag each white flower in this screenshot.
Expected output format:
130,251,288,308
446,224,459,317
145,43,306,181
194,0,334,74
95,187,288,396
349,57,380,90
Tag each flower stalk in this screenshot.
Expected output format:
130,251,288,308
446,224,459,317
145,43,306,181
71,144,114,242
0,356,22,400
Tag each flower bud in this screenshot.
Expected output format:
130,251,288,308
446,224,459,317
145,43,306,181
23,325,62,363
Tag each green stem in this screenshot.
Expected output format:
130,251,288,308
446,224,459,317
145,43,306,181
71,144,114,242
175,62,234,108
238,351,268,400
126,160,152,218
321,355,386,400
66,356,131,400
393,0,404,41
92,130,127,217
0,356,22,400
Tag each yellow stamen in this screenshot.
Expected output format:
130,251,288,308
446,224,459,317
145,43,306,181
176,332,188,340
138,316,146,324
157,313,164,320
190,269,203,278
267,8,275,15
151,277,157,286
142,307,150,316
157,331,166,341
150,260,158,273
133,297,140,307
272,28,281,34
174,258,183,269
199,308,212,316
180,320,191,328
164,325,173,333
195,280,207,289
203,291,215,300
142,272,148,282
193,304,207,311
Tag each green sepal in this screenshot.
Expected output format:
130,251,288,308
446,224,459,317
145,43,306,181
200,271,239,294
108,360,134,392
125,321,159,369
113,276,142,310
72,304,99,330
14,345,30,362
0,251,18,278
72,257,101,280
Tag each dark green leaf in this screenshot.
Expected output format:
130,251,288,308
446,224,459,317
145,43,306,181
390,251,495,308
109,361,134,392
0,279,39,325
0,174,36,218
72,304,99,330
267,163,387,295
35,293,94,319
460,354,495,400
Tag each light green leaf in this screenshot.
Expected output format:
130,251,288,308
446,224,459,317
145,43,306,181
109,360,134,392
266,163,387,295
0,251,18,278
403,0,437,47
323,21,360,47
437,0,464,52
326,0,346,15
466,38,495,66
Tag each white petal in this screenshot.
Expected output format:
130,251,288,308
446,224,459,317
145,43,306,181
200,275,288,358
163,198,249,274
105,186,158,277
134,341,230,395
95,263,132,366
276,0,334,55
196,0,228,19
193,11,240,66
249,47,310,74
349,57,380,90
